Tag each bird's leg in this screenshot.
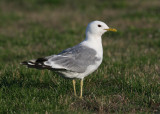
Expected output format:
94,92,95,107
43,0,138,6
72,79,77,96
80,79,83,98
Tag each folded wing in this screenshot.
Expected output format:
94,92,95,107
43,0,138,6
21,44,100,73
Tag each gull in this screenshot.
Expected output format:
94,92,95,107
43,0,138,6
21,20,117,98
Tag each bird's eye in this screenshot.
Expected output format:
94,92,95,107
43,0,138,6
98,25,101,27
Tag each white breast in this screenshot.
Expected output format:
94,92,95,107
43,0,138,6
76,36,103,79
81,36,103,59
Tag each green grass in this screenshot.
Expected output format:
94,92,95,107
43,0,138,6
0,0,160,113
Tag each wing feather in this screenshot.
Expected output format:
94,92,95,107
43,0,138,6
21,44,100,73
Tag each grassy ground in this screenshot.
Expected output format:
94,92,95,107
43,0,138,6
0,0,160,113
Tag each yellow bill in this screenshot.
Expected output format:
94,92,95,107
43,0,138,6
104,28,117,32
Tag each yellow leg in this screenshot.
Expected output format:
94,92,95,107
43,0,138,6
80,79,83,98
72,79,77,96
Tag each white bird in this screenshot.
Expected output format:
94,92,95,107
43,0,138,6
21,20,117,98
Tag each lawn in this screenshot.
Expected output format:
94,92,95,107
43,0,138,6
0,0,160,113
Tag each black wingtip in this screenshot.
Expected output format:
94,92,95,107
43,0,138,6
36,58,47,63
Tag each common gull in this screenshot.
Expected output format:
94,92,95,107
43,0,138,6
21,20,117,98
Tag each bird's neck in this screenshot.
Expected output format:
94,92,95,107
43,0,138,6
84,34,102,46
81,34,103,58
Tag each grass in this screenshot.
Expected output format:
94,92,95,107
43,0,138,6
0,0,160,113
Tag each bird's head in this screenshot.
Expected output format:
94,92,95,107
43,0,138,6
86,20,117,38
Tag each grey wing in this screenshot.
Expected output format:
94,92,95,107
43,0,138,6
44,44,100,73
